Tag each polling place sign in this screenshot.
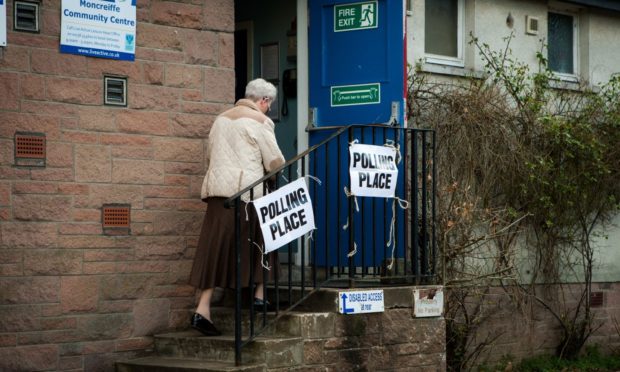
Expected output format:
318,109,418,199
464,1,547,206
253,178,316,253
60,0,136,61
349,143,398,197
0,0,6,47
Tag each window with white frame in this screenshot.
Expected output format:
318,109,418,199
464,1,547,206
424,0,463,66
547,11,578,77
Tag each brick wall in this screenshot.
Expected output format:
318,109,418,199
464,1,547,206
465,283,620,367
0,0,235,370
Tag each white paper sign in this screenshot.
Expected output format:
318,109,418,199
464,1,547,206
413,288,444,317
60,0,136,61
338,289,384,314
349,143,398,197
253,178,316,253
0,0,6,47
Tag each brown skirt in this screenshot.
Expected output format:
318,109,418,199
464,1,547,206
189,197,278,290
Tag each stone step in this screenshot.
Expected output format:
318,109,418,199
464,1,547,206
154,331,304,367
116,356,265,372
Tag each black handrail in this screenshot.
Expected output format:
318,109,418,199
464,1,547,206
221,124,437,366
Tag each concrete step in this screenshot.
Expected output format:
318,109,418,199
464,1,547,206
154,331,303,367
116,356,265,372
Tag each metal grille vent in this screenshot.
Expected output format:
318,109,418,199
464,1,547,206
104,77,127,106
102,204,131,235
14,132,46,167
14,1,39,32
590,291,604,308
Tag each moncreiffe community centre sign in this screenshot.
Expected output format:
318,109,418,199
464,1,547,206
253,178,316,253
60,0,136,61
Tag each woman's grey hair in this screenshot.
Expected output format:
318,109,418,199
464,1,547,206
245,78,277,101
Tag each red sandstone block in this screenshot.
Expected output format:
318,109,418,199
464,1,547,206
164,161,204,175
117,110,170,136
61,130,99,144
165,64,202,89
170,113,213,138
133,298,170,336
40,317,78,331
83,262,116,275
0,112,62,140
58,356,83,370
13,194,72,221
11,184,56,197
58,235,116,249
73,184,144,209
181,89,203,101
0,276,60,304
137,23,183,51
189,175,204,197
144,62,165,85
46,142,74,168
0,139,13,165
100,133,152,146
129,84,180,111
99,300,133,314
78,106,117,132
75,144,112,183
0,183,10,205
82,340,115,354
112,146,154,160
164,175,190,186
71,209,100,222
153,137,202,162
181,101,227,115
143,186,190,198
152,284,195,298
0,263,23,276
30,168,74,182
0,344,59,371
152,1,202,29
1,222,58,248
203,67,235,103
61,117,79,129
219,33,235,69
59,223,102,235
130,209,155,223
77,313,133,340
0,334,17,347
83,249,134,262
136,48,185,63
0,208,10,220
203,0,234,32
7,33,58,49
182,29,218,66
59,184,90,196
21,74,46,100
153,211,202,235
31,49,88,77
21,100,79,117
41,304,63,317
46,77,101,105
18,329,82,345
0,72,19,110
0,250,23,263
116,261,169,273
115,337,153,352
0,46,30,72
87,58,142,82
41,8,61,36
134,236,186,260
24,249,82,275
144,198,180,210
112,158,165,185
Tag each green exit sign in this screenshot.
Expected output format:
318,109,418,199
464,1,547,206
334,1,378,32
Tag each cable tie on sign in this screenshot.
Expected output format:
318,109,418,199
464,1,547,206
306,174,322,186
342,216,349,231
249,239,271,271
343,186,359,212
349,139,359,145
347,242,358,258
244,201,252,221
386,199,397,270
384,140,402,165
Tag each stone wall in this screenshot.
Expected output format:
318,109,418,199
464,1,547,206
0,0,235,370
464,283,620,368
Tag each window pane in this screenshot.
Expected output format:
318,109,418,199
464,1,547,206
425,0,459,57
548,12,574,74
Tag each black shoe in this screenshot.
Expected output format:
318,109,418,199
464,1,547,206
190,313,221,336
253,298,276,312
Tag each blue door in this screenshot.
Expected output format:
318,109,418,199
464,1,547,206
308,0,406,271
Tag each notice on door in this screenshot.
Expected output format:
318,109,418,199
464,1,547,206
253,178,316,253
349,143,398,198
331,83,380,107
60,0,136,61
334,1,378,32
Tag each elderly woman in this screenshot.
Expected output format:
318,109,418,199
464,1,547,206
189,78,285,336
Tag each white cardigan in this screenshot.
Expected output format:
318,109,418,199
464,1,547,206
200,99,285,202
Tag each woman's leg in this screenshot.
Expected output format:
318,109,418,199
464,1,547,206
195,288,213,320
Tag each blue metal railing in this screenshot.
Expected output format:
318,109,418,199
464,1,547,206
223,124,436,365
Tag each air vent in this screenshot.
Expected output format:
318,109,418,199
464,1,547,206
590,291,604,308
526,15,539,35
104,76,127,106
14,1,39,33
102,204,131,235
14,132,46,167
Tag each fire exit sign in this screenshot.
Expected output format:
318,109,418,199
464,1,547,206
334,1,378,32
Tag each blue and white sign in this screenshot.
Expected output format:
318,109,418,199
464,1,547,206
338,289,384,314
60,0,136,61
0,0,6,47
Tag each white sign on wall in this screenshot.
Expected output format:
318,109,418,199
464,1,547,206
253,178,316,253
0,0,6,47
60,0,136,61
413,288,444,318
349,143,398,197
338,289,385,314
